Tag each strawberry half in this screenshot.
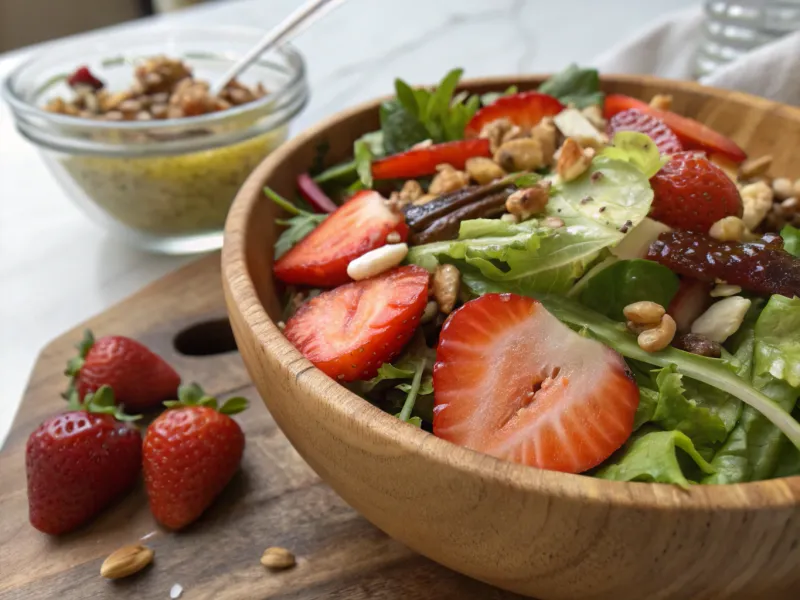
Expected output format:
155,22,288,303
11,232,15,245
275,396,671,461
371,139,491,180
464,91,564,138
649,152,743,232
607,109,683,155
284,265,429,381
603,94,746,163
273,190,408,287
433,293,638,473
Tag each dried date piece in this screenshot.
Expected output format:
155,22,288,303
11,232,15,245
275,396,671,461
646,230,800,298
671,333,722,358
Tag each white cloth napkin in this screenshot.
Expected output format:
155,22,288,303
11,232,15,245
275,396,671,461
592,7,800,106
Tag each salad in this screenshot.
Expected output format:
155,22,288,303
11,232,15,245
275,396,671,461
268,65,800,487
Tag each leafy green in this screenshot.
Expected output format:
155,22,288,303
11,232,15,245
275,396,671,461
546,157,654,231
407,215,623,296
705,296,800,483
538,64,604,108
595,428,714,488
773,429,800,478
397,358,426,423
599,131,668,179
649,364,739,451
753,294,800,388
780,224,800,257
480,85,518,107
354,139,373,189
380,69,481,154
266,187,327,259
578,259,679,321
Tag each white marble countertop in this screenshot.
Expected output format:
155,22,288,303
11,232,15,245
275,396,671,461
0,0,697,444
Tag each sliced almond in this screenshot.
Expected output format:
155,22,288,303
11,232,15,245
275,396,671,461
100,544,154,579
260,546,296,570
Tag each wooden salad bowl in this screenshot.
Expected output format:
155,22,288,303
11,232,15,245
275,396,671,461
222,75,800,600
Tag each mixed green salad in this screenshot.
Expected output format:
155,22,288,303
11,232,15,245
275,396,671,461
267,65,800,486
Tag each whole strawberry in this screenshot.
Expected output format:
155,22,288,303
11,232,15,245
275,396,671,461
26,387,142,535
65,330,180,411
143,384,247,530
649,152,743,232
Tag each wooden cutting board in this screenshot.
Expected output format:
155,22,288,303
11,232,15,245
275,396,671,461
0,253,525,600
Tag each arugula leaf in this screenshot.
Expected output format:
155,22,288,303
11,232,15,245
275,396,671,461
546,157,654,231
380,100,431,156
599,132,668,179
398,358,426,422
407,215,622,296
480,85,518,107
650,364,739,451
354,139,373,189
780,224,800,257
538,64,604,109
395,78,420,117
595,427,714,488
266,187,327,259
578,259,679,321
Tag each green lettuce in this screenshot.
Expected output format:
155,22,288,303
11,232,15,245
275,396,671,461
595,428,714,488
546,157,654,231
705,295,800,483
780,224,800,257
407,216,622,295
577,259,679,321
538,64,603,108
598,131,668,179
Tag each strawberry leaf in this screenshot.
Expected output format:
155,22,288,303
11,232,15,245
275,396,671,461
219,397,249,415
62,329,95,399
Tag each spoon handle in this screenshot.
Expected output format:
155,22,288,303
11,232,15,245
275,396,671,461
210,0,347,95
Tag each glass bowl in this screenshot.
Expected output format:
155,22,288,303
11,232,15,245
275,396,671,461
2,26,308,254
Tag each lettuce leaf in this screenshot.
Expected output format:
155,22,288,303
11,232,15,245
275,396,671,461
780,224,800,258
407,216,621,295
598,131,668,179
546,157,654,231
578,259,679,321
595,428,714,488
753,294,800,388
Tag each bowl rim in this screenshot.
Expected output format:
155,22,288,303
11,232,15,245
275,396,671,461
223,73,800,511
1,25,307,133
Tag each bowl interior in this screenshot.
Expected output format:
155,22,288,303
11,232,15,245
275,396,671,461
224,75,800,509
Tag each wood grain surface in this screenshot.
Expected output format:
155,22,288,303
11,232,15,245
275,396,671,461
222,76,800,600
0,253,523,600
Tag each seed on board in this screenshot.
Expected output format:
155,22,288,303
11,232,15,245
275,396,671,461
261,546,297,570
100,544,154,579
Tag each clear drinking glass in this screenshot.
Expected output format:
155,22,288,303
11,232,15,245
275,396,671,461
696,1,800,76
3,26,308,254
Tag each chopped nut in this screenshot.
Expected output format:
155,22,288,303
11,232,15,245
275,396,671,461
118,98,142,114
738,155,772,180
671,333,722,358
556,138,591,182
135,55,192,93
649,94,673,111
479,118,514,153
150,103,168,119
395,180,424,207
781,197,799,213
412,194,437,206
710,283,742,298
346,243,408,281
433,264,461,314
100,544,154,579
505,182,550,220
530,117,557,165
773,177,794,200
260,547,296,570
494,138,545,172
429,167,470,195
637,314,677,352
421,300,439,323
541,216,564,228
709,216,746,242
553,108,607,149
623,301,665,325
465,157,506,185
580,105,606,130
740,181,774,230
386,231,402,243
501,125,525,145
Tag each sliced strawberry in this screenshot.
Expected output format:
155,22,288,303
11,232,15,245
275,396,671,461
273,190,408,287
603,94,746,163
667,278,713,333
371,139,490,180
284,265,429,381
464,92,564,138
607,109,683,155
649,152,743,232
433,294,638,473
